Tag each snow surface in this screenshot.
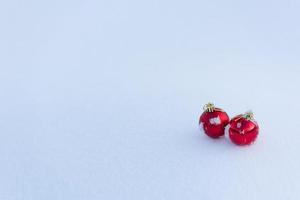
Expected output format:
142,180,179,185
1,0,300,199
199,123,205,135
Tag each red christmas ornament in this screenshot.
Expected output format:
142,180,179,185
199,103,230,138
229,111,259,145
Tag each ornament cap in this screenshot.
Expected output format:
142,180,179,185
243,111,254,120
203,102,215,112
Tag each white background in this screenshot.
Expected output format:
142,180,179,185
1,0,300,199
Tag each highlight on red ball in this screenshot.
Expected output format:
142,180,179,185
228,111,259,145
199,103,230,138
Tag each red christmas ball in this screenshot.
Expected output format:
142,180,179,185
229,111,259,145
199,103,229,138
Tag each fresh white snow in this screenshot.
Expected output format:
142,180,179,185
1,1,300,200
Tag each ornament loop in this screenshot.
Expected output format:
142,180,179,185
203,102,215,112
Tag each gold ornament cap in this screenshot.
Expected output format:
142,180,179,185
243,111,254,120
203,102,215,112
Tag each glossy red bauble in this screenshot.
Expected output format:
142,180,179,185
229,112,259,145
199,103,230,138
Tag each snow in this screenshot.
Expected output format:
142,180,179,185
199,123,205,135
1,0,300,199
209,116,221,125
